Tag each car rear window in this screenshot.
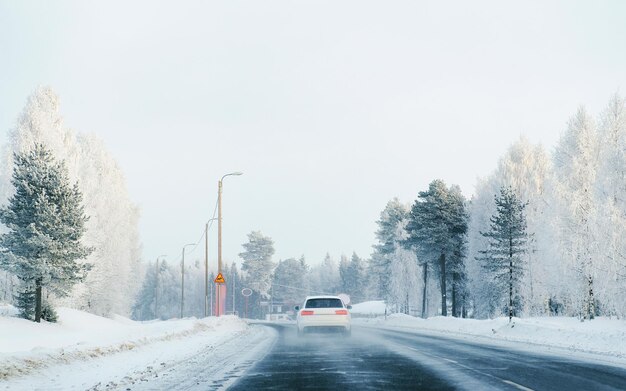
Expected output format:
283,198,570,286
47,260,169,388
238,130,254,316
305,298,344,308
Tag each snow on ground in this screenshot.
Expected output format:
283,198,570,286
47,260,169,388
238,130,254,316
0,306,276,390
353,302,626,359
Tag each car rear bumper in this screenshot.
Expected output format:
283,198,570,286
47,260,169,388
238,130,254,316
297,316,351,331
302,325,349,333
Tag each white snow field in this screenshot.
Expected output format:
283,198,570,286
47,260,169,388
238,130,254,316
353,301,626,359
0,306,276,390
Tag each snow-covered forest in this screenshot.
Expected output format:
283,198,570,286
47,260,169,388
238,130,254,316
0,87,141,319
2,88,626,322
374,95,626,320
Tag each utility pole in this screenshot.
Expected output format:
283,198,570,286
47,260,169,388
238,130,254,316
205,222,209,318
155,257,158,319
217,178,223,317
232,267,236,315
216,172,242,316
218,179,223,277
181,244,194,319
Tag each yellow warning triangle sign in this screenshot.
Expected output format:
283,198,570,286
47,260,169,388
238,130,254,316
214,273,226,284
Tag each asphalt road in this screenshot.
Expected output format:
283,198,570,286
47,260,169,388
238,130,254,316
229,323,626,391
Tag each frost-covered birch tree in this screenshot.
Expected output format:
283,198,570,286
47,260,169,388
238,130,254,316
371,198,409,303
595,95,626,316
553,107,599,320
388,247,420,314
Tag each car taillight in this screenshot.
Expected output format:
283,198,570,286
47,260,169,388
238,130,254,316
335,309,348,315
301,310,314,316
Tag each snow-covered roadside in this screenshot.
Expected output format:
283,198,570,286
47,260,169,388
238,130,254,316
0,307,276,390
354,311,626,359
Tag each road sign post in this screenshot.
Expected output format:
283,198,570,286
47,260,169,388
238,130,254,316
214,273,226,316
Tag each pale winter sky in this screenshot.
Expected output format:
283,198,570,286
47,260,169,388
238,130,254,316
1,1,626,268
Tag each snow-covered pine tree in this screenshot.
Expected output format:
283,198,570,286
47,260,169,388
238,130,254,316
0,145,92,322
239,231,275,298
272,257,308,305
307,253,340,296
339,254,350,295
405,179,468,318
478,186,529,323
347,252,366,302
131,260,157,320
448,185,469,318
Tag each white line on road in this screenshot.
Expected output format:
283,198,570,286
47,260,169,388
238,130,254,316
407,346,535,391
501,379,535,391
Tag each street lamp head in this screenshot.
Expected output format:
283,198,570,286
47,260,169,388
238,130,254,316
221,172,244,181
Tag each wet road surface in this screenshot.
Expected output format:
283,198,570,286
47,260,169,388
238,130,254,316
230,324,626,391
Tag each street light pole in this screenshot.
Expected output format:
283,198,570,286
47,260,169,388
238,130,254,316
216,172,243,317
181,243,194,319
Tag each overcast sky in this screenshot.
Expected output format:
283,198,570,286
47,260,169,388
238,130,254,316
1,1,626,268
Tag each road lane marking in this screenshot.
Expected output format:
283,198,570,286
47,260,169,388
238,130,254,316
502,379,535,391
406,346,535,391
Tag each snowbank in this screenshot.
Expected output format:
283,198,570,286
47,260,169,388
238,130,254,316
0,304,18,317
350,300,386,315
0,306,249,380
355,312,626,358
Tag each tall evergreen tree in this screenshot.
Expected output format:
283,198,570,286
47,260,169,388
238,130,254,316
478,186,529,322
447,185,469,318
131,261,157,320
272,257,308,305
307,253,340,296
347,252,366,302
0,145,92,322
239,231,275,298
405,179,468,317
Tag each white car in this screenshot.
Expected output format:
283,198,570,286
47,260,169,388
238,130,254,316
295,296,352,336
